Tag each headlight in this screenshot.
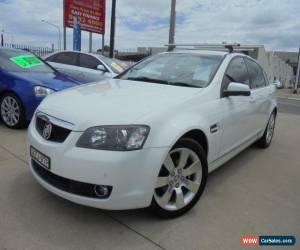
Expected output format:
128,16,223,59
76,125,150,151
34,86,54,97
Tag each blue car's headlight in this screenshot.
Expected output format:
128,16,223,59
76,125,150,151
34,86,54,97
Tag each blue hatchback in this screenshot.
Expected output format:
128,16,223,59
0,48,81,129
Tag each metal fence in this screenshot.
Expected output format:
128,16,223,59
1,43,54,57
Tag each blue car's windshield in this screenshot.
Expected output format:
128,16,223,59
0,50,54,73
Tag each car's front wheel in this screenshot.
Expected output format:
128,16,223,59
150,138,208,218
0,93,26,129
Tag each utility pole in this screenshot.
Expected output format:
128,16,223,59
63,27,66,50
168,0,176,51
63,0,66,50
1,30,14,46
109,0,116,58
102,34,105,55
89,32,92,52
41,20,61,50
1,33,4,47
294,46,300,94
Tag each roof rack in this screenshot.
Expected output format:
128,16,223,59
165,43,242,53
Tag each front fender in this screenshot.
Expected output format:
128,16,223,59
144,112,210,149
141,97,223,164
1,72,43,121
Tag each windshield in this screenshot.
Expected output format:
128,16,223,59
0,49,54,73
120,53,223,88
97,55,125,74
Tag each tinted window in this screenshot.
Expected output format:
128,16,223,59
245,59,267,88
97,55,124,73
0,49,54,73
46,54,58,62
48,52,77,66
222,57,250,90
79,54,101,70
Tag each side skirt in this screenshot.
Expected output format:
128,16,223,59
208,132,261,173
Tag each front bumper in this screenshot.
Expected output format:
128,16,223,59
28,121,169,210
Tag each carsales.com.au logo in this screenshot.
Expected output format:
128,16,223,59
240,235,296,247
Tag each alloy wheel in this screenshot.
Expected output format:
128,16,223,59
154,148,202,211
1,96,20,127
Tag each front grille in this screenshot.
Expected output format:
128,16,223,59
36,116,71,143
32,160,112,199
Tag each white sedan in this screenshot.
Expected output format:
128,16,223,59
273,80,283,89
44,51,126,83
28,50,277,218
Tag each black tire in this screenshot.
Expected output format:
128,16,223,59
256,111,276,148
0,93,26,129
150,138,208,218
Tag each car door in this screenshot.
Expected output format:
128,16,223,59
219,57,254,156
46,52,86,81
245,58,272,133
78,54,113,83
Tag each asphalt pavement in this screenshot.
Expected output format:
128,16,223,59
278,97,300,115
0,111,299,250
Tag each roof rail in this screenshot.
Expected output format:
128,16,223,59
165,43,241,53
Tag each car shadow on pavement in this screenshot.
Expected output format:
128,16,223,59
3,141,275,249
6,170,154,249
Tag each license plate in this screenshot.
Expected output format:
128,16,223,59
30,146,51,170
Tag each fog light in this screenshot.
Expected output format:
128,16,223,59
94,185,110,198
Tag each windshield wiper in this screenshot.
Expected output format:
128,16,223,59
168,82,201,88
127,77,169,85
127,77,201,88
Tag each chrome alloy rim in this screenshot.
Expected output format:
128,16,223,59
266,113,275,144
1,96,20,126
154,148,202,211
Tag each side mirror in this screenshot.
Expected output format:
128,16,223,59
97,64,107,72
223,82,251,97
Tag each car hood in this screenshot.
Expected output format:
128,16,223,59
10,71,80,90
38,79,201,131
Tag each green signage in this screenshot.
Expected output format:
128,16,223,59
10,55,43,69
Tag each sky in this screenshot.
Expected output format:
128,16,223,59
0,0,300,52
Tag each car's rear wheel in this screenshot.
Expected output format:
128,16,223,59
0,93,26,129
257,111,276,148
150,138,207,218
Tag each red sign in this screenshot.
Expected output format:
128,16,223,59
240,236,259,247
64,0,105,34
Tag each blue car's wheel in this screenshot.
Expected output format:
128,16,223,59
0,93,26,129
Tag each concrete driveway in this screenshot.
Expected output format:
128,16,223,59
0,112,299,250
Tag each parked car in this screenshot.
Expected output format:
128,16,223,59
44,51,126,83
0,48,80,129
28,50,277,218
273,80,283,89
